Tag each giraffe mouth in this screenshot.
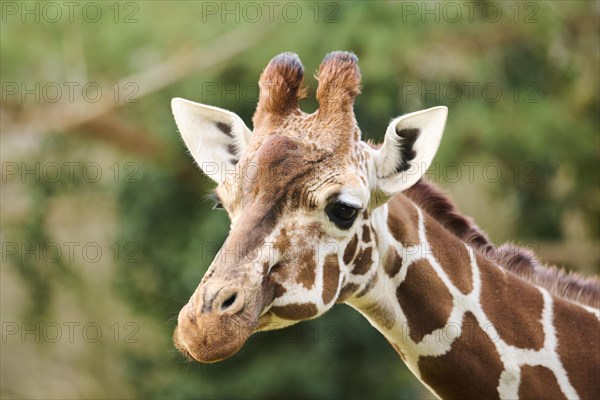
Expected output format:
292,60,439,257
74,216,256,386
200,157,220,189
257,312,275,331
174,305,258,363
173,277,277,363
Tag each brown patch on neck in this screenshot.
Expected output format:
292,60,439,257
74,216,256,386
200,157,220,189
384,247,402,278
396,259,453,343
386,195,420,246
423,212,473,295
478,254,545,350
404,178,600,308
552,296,600,400
418,312,504,400
518,365,568,400
483,244,600,308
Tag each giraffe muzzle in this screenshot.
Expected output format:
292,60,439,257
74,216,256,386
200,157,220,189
173,278,275,363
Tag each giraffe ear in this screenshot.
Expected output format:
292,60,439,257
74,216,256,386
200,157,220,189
171,98,252,184
373,106,448,195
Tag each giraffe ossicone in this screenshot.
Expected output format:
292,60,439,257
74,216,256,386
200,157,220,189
171,51,599,399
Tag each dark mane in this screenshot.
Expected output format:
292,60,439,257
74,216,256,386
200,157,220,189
404,178,600,309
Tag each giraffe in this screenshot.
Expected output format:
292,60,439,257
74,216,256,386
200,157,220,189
171,52,600,399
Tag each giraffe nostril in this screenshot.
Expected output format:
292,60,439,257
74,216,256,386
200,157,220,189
220,293,237,311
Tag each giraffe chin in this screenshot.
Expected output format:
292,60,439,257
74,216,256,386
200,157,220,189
173,312,257,363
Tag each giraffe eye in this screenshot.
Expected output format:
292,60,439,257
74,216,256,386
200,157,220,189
325,202,360,229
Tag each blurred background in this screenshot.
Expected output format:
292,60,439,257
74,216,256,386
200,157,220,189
1,1,598,399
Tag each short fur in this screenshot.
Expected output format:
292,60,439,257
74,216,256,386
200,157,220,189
254,52,307,125
405,178,600,308
316,51,361,115
173,53,599,400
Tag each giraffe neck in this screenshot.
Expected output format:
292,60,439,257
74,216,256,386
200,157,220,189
343,194,599,400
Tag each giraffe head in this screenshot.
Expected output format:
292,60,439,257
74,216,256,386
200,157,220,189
171,52,448,362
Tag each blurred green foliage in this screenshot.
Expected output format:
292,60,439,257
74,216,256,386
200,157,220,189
2,1,598,399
